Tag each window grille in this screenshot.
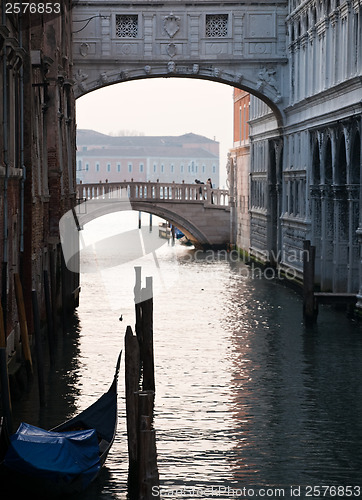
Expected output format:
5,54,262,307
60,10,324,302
116,15,138,38
205,14,228,38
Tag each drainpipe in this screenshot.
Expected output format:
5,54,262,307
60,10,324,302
2,0,9,333
19,9,25,263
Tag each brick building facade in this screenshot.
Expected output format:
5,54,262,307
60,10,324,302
0,2,77,366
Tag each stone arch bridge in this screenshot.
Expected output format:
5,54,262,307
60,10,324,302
76,181,231,247
72,0,288,122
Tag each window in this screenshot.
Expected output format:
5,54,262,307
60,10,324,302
206,14,228,38
86,163,89,171
107,163,111,172
117,163,121,172
77,160,82,171
202,165,205,173
153,164,157,173
181,165,184,173
128,163,132,173
171,164,174,173
161,164,164,173
95,163,99,172
116,15,138,38
212,165,216,174
140,163,144,172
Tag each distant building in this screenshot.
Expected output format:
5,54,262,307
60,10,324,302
76,130,219,187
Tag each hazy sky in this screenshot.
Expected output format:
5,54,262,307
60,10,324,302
75,78,234,187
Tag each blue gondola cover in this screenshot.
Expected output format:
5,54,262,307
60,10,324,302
4,423,100,489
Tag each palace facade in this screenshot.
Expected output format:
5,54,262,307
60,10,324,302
230,0,362,302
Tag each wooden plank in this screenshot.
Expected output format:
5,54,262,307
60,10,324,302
314,293,357,304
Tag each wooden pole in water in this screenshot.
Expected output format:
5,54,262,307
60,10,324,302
138,390,159,499
43,270,55,364
134,266,143,363
142,277,155,392
303,240,317,323
0,302,12,433
31,290,46,406
14,273,33,375
125,325,140,499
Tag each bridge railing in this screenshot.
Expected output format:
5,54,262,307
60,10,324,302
76,181,229,208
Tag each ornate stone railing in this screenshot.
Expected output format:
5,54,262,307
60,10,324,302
76,181,229,208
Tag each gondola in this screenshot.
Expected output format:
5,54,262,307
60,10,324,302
0,351,122,497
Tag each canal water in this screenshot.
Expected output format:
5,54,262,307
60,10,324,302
10,212,362,499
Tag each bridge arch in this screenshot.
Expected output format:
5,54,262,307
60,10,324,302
72,1,289,128
75,182,231,248
79,201,211,246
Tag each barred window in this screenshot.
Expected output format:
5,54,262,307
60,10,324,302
116,15,138,38
206,14,228,37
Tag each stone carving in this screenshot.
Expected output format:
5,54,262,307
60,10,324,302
163,13,180,38
144,65,152,74
167,61,176,73
120,70,129,80
257,66,281,102
99,72,108,84
213,67,221,78
121,44,133,55
79,42,89,57
167,43,177,57
75,69,88,91
192,64,199,74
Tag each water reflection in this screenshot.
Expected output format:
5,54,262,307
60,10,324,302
10,222,362,499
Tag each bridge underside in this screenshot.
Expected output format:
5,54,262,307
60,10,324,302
76,199,230,248
72,1,288,122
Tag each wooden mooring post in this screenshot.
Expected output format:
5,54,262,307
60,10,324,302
14,273,33,375
31,290,46,407
125,267,159,499
125,325,140,499
43,270,55,364
303,240,318,324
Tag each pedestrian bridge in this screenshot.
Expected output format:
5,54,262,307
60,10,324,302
76,181,230,247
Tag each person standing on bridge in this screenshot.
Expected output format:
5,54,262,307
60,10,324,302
195,179,204,200
207,178,214,204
